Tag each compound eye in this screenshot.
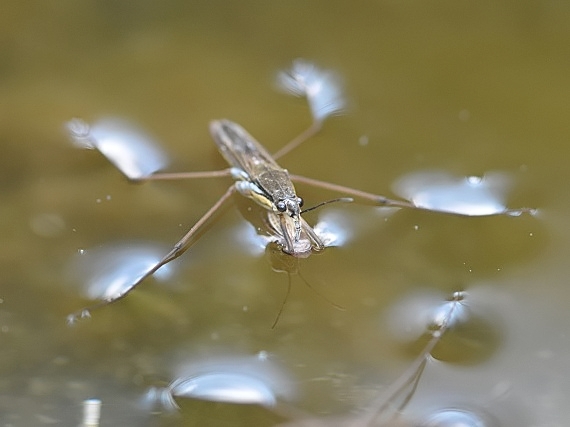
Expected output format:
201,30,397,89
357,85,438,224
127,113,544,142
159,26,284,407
276,201,287,212
297,197,304,208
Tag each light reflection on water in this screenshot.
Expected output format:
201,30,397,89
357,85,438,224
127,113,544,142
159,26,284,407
2,1,570,426
392,170,512,216
67,118,170,181
144,352,295,411
68,241,178,300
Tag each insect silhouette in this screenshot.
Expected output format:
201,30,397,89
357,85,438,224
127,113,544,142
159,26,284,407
66,60,532,322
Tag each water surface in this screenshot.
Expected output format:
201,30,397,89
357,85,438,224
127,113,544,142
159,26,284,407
1,1,569,426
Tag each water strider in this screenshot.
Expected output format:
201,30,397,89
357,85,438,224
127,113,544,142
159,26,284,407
66,114,370,322
66,60,533,322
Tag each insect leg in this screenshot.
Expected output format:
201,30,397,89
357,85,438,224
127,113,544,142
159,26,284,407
148,184,237,264
289,174,417,210
67,185,236,323
134,168,233,182
299,217,325,251
272,121,323,160
278,215,296,255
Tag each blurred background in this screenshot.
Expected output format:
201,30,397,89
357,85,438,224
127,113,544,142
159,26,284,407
1,1,569,426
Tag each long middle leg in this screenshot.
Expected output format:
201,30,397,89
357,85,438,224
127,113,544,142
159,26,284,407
134,168,233,182
289,174,416,209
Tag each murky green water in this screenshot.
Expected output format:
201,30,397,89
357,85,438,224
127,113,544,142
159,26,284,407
2,1,570,426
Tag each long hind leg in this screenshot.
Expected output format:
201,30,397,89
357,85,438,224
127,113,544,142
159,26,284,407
68,185,236,323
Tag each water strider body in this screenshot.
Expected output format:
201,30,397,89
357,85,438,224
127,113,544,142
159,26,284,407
210,119,324,256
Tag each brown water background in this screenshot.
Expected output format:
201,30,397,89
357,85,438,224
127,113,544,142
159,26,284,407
1,1,569,426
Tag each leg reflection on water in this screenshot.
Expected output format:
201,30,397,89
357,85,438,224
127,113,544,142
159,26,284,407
273,292,470,427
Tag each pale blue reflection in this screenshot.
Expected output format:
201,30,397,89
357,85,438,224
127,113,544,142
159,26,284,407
386,290,469,343
66,118,169,180
429,292,470,332
145,353,295,410
413,389,533,427
165,372,275,406
314,206,399,247
229,221,274,257
69,242,175,300
419,408,488,427
277,59,345,122
392,171,512,216
313,210,355,248
229,209,355,258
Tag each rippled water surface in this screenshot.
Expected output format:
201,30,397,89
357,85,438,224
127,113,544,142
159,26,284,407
2,2,570,426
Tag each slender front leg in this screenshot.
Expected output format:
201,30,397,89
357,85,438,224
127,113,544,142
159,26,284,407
67,185,237,323
300,217,325,251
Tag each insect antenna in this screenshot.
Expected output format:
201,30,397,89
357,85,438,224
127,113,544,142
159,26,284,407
300,197,353,214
